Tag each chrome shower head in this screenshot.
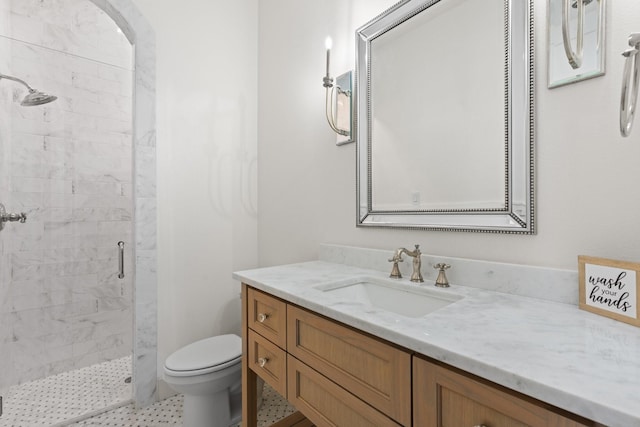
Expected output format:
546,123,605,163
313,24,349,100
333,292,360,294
0,72,57,106
21,89,57,106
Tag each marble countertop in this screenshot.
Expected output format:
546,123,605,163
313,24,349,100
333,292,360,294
234,260,640,427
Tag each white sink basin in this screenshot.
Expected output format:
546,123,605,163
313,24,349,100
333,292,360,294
315,277,462,318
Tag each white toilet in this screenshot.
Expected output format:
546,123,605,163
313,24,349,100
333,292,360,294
164,334,243,427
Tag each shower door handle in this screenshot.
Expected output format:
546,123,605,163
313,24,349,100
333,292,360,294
118,241,125,279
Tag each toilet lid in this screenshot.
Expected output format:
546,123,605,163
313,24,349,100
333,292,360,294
165,334,241,372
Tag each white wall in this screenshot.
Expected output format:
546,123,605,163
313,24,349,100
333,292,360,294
129,0,258,379
258,0,640,272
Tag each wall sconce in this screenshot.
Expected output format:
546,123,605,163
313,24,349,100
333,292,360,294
322,37,354,146
620,33,640,137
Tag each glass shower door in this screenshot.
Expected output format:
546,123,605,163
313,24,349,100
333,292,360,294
0,21,16,403
0,0,135,423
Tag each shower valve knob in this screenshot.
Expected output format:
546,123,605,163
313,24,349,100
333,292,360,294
1,213,27,223
0,203,27,231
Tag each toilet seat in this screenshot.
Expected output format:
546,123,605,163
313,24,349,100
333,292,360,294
165,334,241,377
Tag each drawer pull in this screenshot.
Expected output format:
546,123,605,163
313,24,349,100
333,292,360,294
258,357,269,368
472,425,488,427
257,313,269,323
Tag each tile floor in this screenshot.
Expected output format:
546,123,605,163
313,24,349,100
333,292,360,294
68,384,296,427
0,357,132,427
0,355,296,426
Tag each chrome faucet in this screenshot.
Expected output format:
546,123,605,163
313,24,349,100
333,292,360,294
388,245,424,283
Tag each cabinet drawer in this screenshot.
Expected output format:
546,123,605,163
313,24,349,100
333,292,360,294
413,356,594,427
247,287,287,349
287,355,401,427
248,329,287,397
287,305,411,426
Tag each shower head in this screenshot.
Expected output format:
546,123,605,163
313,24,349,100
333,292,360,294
0,72,57,106
21,89,57,106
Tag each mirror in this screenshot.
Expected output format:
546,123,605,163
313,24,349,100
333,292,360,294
548,0,606,88
356,0,534,233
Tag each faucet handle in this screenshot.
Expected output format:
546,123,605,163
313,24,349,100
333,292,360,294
434,263,451,288
388,254,403,279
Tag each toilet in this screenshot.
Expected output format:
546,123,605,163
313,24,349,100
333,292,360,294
164,334,244,427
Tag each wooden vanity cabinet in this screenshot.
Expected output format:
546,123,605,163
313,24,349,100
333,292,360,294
242,284,601,427
413,355,598,427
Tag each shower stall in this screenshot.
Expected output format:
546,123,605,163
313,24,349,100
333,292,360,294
0,0,148,423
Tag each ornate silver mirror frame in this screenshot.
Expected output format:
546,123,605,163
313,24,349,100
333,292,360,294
355,0,535,234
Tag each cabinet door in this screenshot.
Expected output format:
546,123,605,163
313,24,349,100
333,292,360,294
413,356,594,427
287,355,401,427
287,305,411,426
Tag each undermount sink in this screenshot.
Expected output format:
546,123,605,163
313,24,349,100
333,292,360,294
315,277,462,318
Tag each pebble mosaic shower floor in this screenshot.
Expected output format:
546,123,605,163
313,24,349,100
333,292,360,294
0,355,297,426
0,356,132,427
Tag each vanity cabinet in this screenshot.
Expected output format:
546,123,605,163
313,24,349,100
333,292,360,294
242,284,600,427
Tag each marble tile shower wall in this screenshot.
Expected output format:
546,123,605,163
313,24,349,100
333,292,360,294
0,0,134,389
